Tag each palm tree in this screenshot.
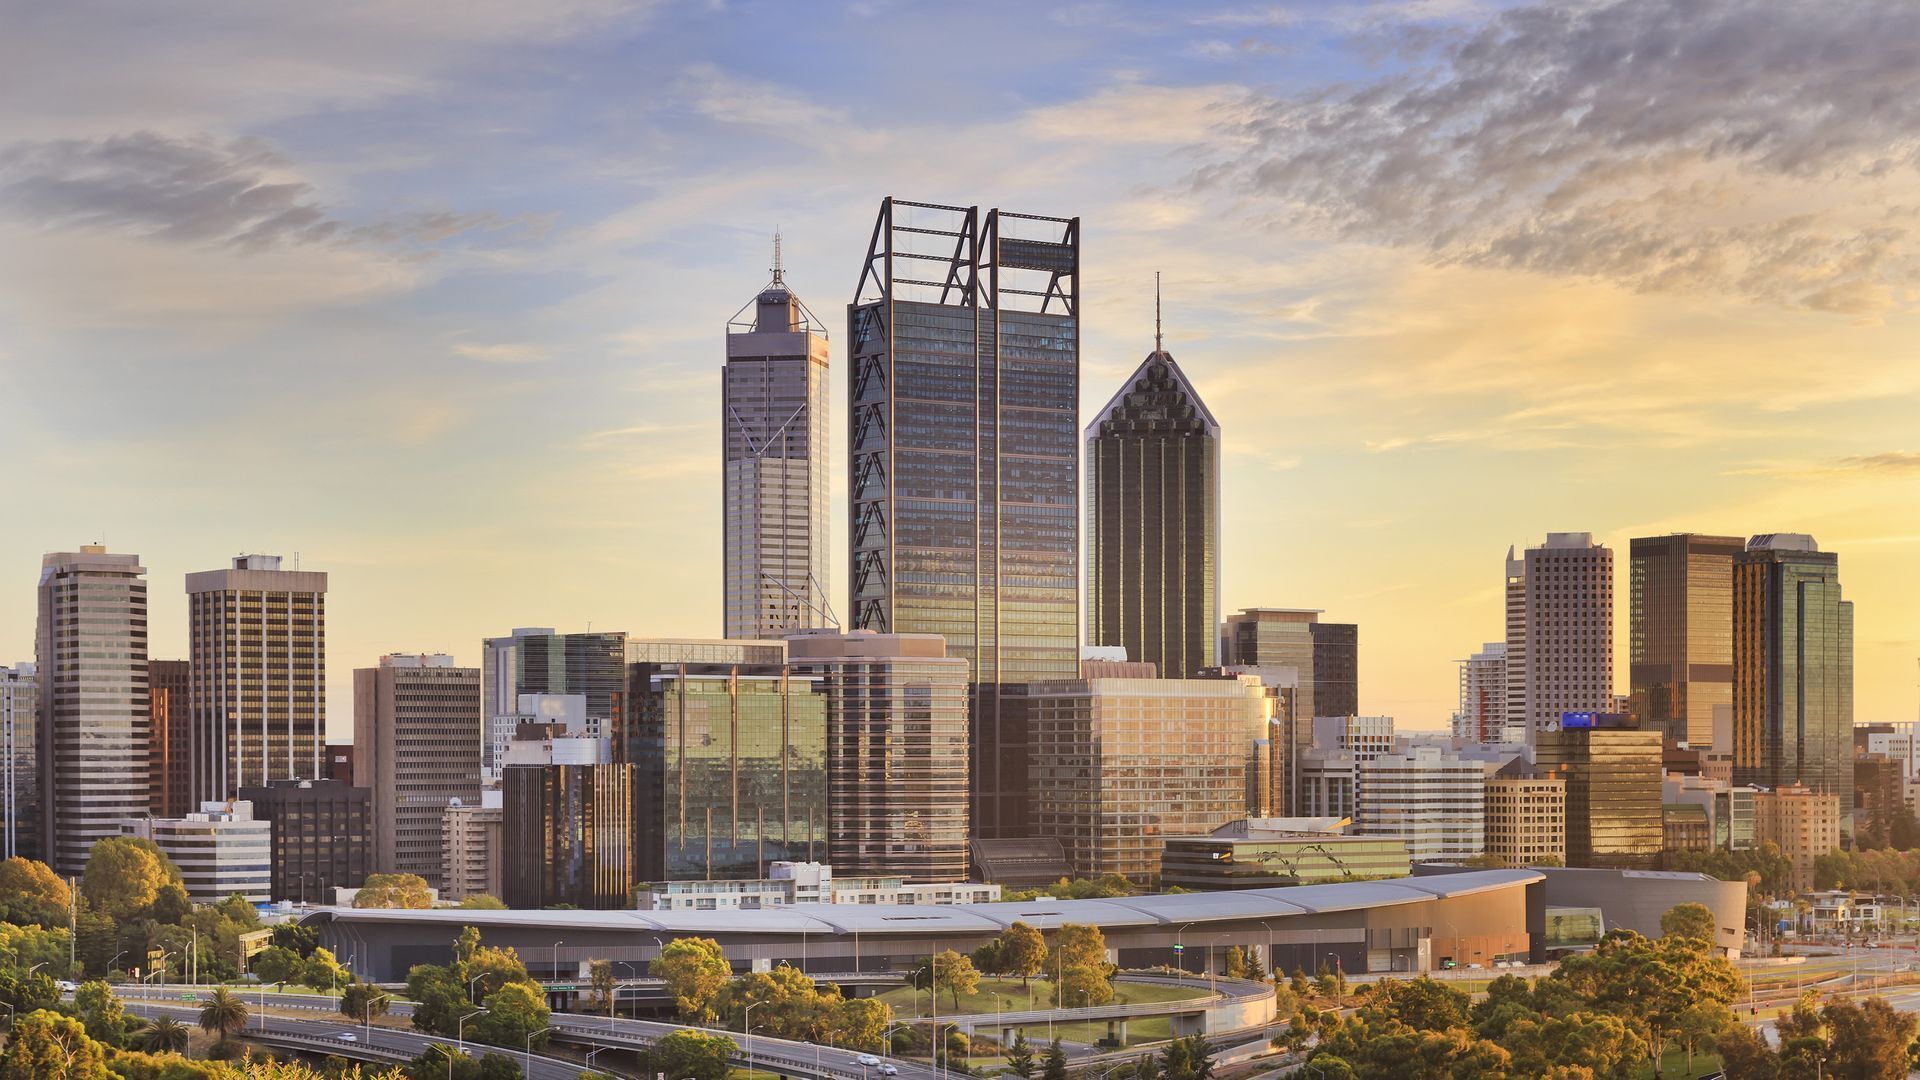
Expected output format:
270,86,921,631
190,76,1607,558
138,1014,191,1054
198,986,249,1043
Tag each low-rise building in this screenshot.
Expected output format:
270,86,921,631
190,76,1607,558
1662,803,1713,861
638,861,1000,910
1483,768,1567,867
1159,819,1411,890
238,779,373,904
1755,783,1841,893
123,801,272,904
442,791,503,903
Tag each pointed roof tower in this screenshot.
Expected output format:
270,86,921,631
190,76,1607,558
1087,274,1219,439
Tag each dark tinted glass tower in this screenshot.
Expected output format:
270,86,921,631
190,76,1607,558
849,197,1080,838
1733,534,1853,831
1629,533,1742,747
1086,287,1220,680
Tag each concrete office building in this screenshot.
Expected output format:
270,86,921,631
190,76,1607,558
1483,768,1567,867
149,659,191,818
1663,773,1758,852
1026,675,1272,882
0,664,36,860
626,638,827,880
124,801,272,904
1858,722,1920,781
1452,643,1511,743
442,791,503,904
848,198,1081,840
1517,534,1614,740
1629,534,1743,748
1357,745,1486,864
786,629,971,883
240,778,373,904
1312,714,1396,760
37,546,151,876
1503,548,1528,741
1536,715,1663,869
186,554,328,803
640,862,1001,912
482,629,625,753
724,244,832,639
1086,285,1221,681
1734,535,1853,832
1755,783,1842,893
1161,819,1412,891
353,654,482,889
1203,665,1298,817
1298,749,1360,820
1220,608,1359,812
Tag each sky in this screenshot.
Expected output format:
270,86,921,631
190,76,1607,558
3,0,1919,740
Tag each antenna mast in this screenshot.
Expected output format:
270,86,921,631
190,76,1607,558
1154,271,1163,352
771,229,784,286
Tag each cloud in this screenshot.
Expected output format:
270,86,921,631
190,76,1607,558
1212,0,1920,313
0,131,523,253
1838,451,1920,472
451,342,548,364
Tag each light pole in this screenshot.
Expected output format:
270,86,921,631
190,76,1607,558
468,972,489,1003
432,1043,458,1080
743,1000,763,1080
1174,922,1196,980
525,1025,549,1076
1257,920,1276,983
107,950,125,975
364,992,390,1043
457,1008,487,1052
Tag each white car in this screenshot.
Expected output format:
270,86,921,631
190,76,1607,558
56,981,76,994
856,1055,882,1067
878,1066,899,1076
334,1033,358,1042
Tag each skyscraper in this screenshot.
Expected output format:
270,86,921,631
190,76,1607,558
724,239,832,638
1452,642,1509,743
1535,715,1663,869
1519,533,1614,739
786,629,971,883
1503,548,1527,739
849,197,1081,838
37,545,151,875
481,629,626,761
186,554,327,802
149,659,192,818
0,663,37,860
501,734,636,910
1734,534,1853,830
1629,533,1743,748
353,653,482,888
1086,280,1220,680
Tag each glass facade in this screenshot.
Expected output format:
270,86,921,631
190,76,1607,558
502,763,637,909
1733,536,1853,831
1535,724,1663,869
149,659,192,818
1628,534,1741,747
1086,349,1220,680
0,664,37,861
628,653,828,881
848,199,1081,838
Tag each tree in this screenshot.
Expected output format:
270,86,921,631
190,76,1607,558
354,873,433,909
71,981,130,1048
0,1010,111,1080
459,894,507,910
1351,977,1470,1034
149,882,192,926
652,938,731,1025
590,958,616,1015
474,979,551,1051
464,944,532,1001
342,980,391,1023
1161,1035,1214,1080
1056,962,1114,1008
0,968,60,1015
72,906,118,977
406,963,472,1036
909,949,980,1010
402,1047,522,1080
995,922,1048,989
269,922,319,958
300,946,348,993
1133,1051,1160,1080
1223,946,1250,980
646,1030,736,1080
0,857,71,928
1005,1033,1036,1080
197,986,248,1043
1672,1000,1735,1076
252,945,302,987
80,836,178,922
1551,929,1740,1069
133,1014,190,1055
1041,1038,1068,1080
1659,901,1717,943
1826,995,1916,1077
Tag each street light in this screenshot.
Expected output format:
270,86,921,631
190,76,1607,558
552,939,566,983
457,1008,487,1051
363,991,390,1043
468,972,489,1003
743,1000,763,1080
1174,922,1196,980
107,950,126,974
525,1025,550,1076
432,1043,459,1080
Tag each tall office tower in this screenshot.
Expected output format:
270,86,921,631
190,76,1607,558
1086,283,1220,680
481,629,625,764
353,654,482,888
849,198,1081,840
1733,534,1854,831
0,663,37,860
1452,643,1510,742
1503,548,1528,739
37,546,151,875
186,554,327,802
1535,715,1663,869
501,732,636,910
1309,621,1359,717
786,629,971,883
1629,533,1742,748
148,659,191,817
724,242,832,639
626,637,828,879
1519,533,1614,739
1220,607,1359,813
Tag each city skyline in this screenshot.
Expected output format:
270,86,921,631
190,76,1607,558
5,2,1920,738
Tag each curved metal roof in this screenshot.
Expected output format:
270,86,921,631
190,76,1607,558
301,869,1539,937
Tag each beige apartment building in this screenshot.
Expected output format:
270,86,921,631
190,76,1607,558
353,654,481,889
1026,674,1273,883
1483,772,1567,867
442,793,502,902
1755,783,1841,893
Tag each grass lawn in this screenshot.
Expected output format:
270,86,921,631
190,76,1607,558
1643,1047,1722,1079
873,976,1210,1017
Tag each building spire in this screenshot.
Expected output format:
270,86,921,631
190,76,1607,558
771,228,785,286
1154,271,1163,352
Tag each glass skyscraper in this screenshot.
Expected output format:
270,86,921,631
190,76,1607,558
1629,533,1742,747
1086,307,1220,680
848,198,1080,838
723,244,831,638
1733,534,1853,831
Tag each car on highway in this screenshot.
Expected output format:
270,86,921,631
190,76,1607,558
855,1054,882,1067
334,1033,358,1042
877,1064,899,1075
57,980,76,993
